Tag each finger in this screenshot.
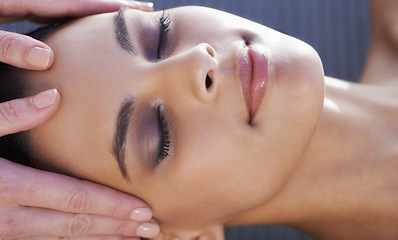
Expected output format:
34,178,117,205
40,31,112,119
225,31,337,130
131,1,154,12
0,0,153,17
0,89,60,136
12,236,140,240
0,160,153,222
0,30,54,70
1,207,159,239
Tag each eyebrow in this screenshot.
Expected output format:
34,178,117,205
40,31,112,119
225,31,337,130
114,7,137,55
113,96,136,181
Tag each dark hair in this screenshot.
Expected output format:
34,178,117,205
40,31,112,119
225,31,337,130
0,62,31,165
0,23,64,166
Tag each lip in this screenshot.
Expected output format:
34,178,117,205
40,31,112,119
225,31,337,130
237,43,269,122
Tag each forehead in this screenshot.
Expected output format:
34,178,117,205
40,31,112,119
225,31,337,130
26,12,138,191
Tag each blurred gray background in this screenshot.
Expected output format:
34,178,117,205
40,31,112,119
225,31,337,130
0,0,370,239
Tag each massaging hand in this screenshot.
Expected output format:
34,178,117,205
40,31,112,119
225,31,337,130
0,0,153,70
0,91,159,239
0,1,158,239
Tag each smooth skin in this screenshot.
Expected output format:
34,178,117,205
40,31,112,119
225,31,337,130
0,0,153,70
229,1,398,239
25,2,398,240
0,0,159,239
25,6,324,240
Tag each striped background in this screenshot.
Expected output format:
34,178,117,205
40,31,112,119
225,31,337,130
0,0,370,239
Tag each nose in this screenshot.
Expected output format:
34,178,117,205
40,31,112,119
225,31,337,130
161,43,218,103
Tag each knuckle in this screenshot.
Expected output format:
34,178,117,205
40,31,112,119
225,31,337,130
58,237,71,240
68,189,90,213
0,216,21,239
0,178,22,205
0,100,24,130
69,214,91,236
112,221,129,235
110,202,121,218
0,32,22,62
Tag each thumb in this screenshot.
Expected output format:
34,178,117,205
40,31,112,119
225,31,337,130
0,89,60,136
0,30,54,70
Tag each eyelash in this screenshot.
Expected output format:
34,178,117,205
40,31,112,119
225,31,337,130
157,11,171,59
157,105,171,162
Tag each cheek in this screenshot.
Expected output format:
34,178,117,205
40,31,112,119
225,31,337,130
147,114,271,225
271,34,325,94
143,97,323,227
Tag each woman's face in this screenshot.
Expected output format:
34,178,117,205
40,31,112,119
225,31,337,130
28,6,324,233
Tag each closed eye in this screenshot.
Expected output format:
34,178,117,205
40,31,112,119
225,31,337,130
157,10,171,59
156,105,171,163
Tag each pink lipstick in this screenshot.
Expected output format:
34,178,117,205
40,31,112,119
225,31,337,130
237,43,268,122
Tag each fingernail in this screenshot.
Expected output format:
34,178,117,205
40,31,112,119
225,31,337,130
32,89,58,109
125,1,153,11
130,208,152,221
136,223,160,238
137,1,154,11
26,47,51,69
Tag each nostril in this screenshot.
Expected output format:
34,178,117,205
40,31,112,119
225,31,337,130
243,36,251,46
205,74,213,90
205,45,215,58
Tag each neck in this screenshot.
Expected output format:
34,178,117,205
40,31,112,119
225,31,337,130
227,76,398,239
